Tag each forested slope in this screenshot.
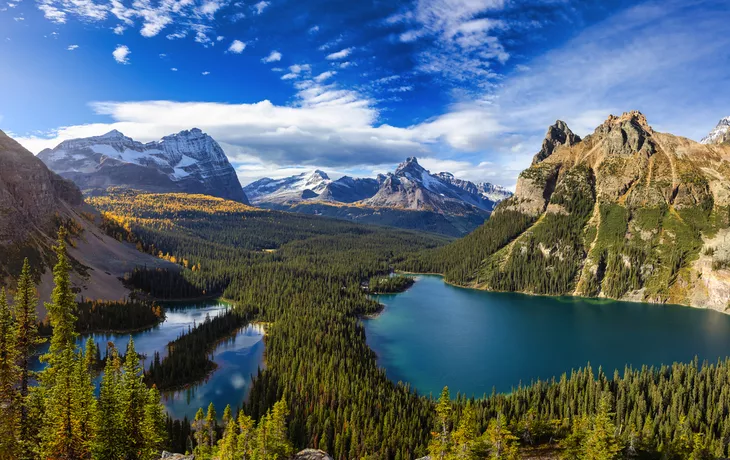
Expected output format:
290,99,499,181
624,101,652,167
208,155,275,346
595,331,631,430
399,111,730,311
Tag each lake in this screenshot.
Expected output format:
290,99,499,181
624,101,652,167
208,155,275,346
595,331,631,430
34,300,265,420
364,275,730,398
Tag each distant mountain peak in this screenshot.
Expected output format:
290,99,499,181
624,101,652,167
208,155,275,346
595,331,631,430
701,116,730,145
38,129,248,203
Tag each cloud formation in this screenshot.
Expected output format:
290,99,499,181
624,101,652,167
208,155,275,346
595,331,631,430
112,45,130,64
262,50,281,63
326,47,352,60
228,39,246,53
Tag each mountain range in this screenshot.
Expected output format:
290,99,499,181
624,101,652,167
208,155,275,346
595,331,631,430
244,157,512,236
38,128,248,203
413,111,730,312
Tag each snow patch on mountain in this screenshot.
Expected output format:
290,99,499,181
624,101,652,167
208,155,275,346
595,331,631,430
701,116,730,145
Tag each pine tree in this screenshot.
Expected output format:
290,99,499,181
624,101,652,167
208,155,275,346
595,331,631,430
267,399,293,459
484,414,519,460
13,258,42,460
451,401,480,460
193,407,209,458
39,227,87,459
236,410,256,460
429,386,453,460
75,338,98,455
121,337,146,458
0,289,19,458
205,401,218,455
94,343,123,460
582,396,622,460
141,386,167,460
218,405,239,460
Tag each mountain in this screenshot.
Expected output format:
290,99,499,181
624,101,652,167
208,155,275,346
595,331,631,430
243,159,511,236
701,116,730,145
361,157,503,214
0,129,172,313
244,170,331,204
317,175,383,203
408,111,730,311
38,128,249,203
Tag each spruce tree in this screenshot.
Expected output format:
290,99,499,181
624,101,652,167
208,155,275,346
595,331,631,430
205,401,218,454
121,337,146,458
267,399,293,459
429,386,453,460
75,338,98,454
484,414,519,460
582,396,622,460
94,343,123,460
236,410,255,460
141,386,167,460
39,227,87,459
13,258,42,460
218,405,239,460
451,401,479,460
193,407,209,458
0,289,19,457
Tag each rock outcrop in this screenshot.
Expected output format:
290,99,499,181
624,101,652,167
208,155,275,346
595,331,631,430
0,129,173,314
38,129,248,203
292,449,335,460
459,111,730,312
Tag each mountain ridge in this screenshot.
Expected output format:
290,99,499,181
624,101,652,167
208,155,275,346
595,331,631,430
38,128,249,203
402,111,730,312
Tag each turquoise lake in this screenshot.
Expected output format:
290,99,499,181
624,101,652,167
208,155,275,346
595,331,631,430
364,275,730,398
34,300,265,420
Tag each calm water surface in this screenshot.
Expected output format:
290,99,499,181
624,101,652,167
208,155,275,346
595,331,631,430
34,300,265,420
364,275,730,398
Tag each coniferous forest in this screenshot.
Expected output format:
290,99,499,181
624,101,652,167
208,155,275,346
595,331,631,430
3,190,730,459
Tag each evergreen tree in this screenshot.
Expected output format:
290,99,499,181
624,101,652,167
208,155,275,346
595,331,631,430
582,396,622,460
236,410,256,460
0,289,19,458
75,338,98,455
121,337,146,458
39,227,87,459
141,386,167,460
205,401,218,454
218,405,239,460
429,387,453,460
451,401,479,460
267,399,293,459
13,258,42,460
95,344,123,460
483,414,519,460
193,407,209,458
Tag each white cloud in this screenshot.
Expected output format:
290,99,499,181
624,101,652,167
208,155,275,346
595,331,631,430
228,39,246,54
314,71,336,83
13,15,24,20
326,47,352,60
308,25,319,34
67,44,79,50
113,24,125,34
253,0,268,14
282,63,311,80
166,31,186,40
216,35,224,41
388,85,413,93
202,71,210,75
158,53,167,58
171,67,178,71
281,73,297,80
262,50,281,63
338,61,354,69
112,44,130,64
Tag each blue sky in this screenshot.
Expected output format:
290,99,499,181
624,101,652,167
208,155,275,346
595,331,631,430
1,0,730,188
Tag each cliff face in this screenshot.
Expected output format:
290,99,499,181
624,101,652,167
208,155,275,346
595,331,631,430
0,129,172,314
461,111,730,312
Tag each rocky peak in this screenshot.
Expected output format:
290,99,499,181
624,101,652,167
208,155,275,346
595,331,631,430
532,120,581,164
395,156,426,177
701,116,730,145
594,110,656,157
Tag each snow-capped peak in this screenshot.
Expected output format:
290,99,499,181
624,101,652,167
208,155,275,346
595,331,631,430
701,116,730,145
99,129,126,139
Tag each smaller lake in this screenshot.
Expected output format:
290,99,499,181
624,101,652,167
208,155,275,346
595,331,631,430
364,275,730,398
34,300,265,420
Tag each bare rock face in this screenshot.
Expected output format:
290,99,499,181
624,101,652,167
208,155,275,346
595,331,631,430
701,116,730,145
292,449,334,460
593,110,656,158
532,120,581,165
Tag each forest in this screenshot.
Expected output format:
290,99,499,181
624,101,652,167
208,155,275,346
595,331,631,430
87,190,730,459
368,274,415,293
3,188,730,459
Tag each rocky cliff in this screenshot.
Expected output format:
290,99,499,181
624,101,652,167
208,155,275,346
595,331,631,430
38,129,248,203
0,129,172,314
439,111,730,312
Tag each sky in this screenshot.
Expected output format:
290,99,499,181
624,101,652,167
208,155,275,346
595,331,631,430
1,0,730,189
